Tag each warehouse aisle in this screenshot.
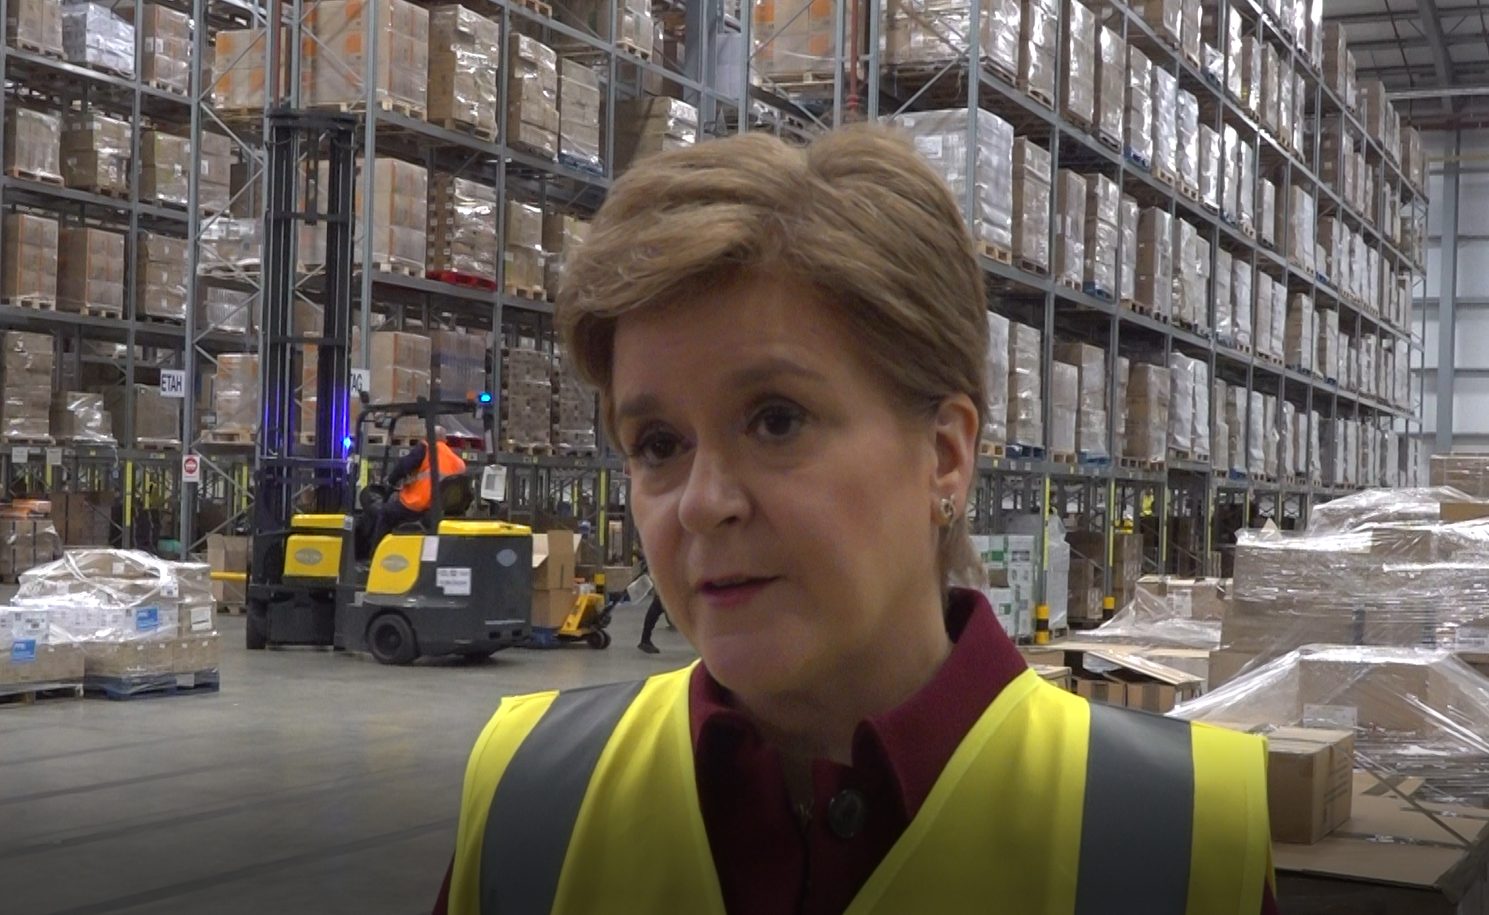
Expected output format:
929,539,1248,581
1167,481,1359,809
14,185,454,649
0,605,694,915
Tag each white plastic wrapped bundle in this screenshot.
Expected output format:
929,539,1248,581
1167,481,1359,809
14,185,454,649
1285,294,1313,371
1269,280,1287,361
1151,67,1178,179
984,312,1010,445
1051,360,1078,455
62,2,133,75
1125,47,1153,166
1279,400,1295,476
1176,89,1199,193
1213,249,1232,344
1277,60,1292,147
1055,341,1108,459
1226,388,1247,474
1095,26,1125,146
1262,394,1279,478
1212,378,1229,470
1247,389,1264,475
1241,36,1263,118
1259,179,1277,249
1309,410,1321,481
1191,360,1209,460
1221,125,1240,223
1167,353,1194,455
1054,169,1087,288
1118,194,1138,304
1136,207,1171,318
1232,259,1253,352
1198,124,1220,212
1124,364,1170,462
49,392,113,444
429,175,499,281
1253,273,1274,359
1062,0,1096,129
1007,322,1043,448
1018,0,1057,105
1176,220,1202,327
1237,143,1255,235
894,108,1015,252
1012,138,1051,272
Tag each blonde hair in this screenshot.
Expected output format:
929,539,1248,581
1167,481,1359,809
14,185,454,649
556,125,989,587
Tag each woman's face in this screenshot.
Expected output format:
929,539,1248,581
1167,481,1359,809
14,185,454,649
612,276,966,701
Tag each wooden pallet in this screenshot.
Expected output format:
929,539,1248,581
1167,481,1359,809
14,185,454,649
1202,199,1220,215
1151,164,1178,189
138,312,185,325
617,38,652,61
1260,353,1284,366
4,434,54,446
1051,451,1077,465
1057,275,1081,292
10,37,63,59
1097,132,1122,153
1168,449,1193,463
371,261,420,278
1064,110,1094,136
509,137,559,161
2,295,55,311
501,441,555,456
76,183,130,199
978,441,1007,458
437,119,497,141
0,682,83,708
77,304,124,319
505,284,546,301
81,59,134,79
146,77,190,97
317,96,427,121
986,60,1017,87
136,438,182,451
1018,257,1050,276
203,429,255,445
555,449,599,459
1118,456,1164,472
1179,183,1201,203
1239,223,1257,240
4,166,62,185
1184,50,1202,70
515,0,552,15
980,242,1013,266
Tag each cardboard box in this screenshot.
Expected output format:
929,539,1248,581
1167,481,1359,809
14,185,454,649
1075,677,1126,706
1265,726,1354,845
532,587,577,629
1440,501,1489,523
532,530,576,591
208,533,249,607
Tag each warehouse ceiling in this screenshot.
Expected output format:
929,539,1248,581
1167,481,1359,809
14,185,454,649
1326,0,1489,127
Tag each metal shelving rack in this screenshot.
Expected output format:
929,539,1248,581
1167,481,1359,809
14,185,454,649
744,0,1427,613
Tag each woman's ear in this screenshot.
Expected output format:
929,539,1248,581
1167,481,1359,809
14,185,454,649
932,393,979,507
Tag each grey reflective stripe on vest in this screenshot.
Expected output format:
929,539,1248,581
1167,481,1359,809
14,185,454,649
479,679,647,915
1073,703,1195,915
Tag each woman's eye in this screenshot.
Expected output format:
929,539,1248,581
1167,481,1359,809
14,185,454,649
750,405,806,442
632,432,683,467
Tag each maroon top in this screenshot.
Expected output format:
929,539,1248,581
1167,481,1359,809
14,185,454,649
432,588,1278,914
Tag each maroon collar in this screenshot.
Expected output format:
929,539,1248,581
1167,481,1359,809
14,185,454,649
689,587,1029,821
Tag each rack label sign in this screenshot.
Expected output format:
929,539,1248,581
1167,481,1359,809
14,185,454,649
182,454,201,484
46,447,62,466
437,567,471,596
350,369,371,396
159,370,187,399
10,447,26,463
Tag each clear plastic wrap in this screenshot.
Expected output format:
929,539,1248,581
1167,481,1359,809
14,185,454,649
1223,9,1242,101
1137,0,1181,47
211,354,258,436
1167,353,1195,455
140,130,190,208
1256,274,1275,350
2,213,57,306
1172,646,1489,805
1124,363,1169,462
504,199,545,294
1118,194,1138,304
1012,137,1051,272
1125,47,1152,166
1054,169,1086,288
1192,359,1209,460
1220,125,1239,223
883,0,1019,76
62,109,129,196
1115,356,1130,456
1224,387,1245,473
429,330,485,403
428,6,499,138
105,384,180,447
7,0,63,56
1277,59,1293,147
429,175,498,281
1269,279,1286,361
1051,360,1078,455
1085,576,1226,649
1259,178,1277,249
1317,306,1339,380
895,109,1015,253
1095,26,1124,145
1176,219,1203,327
1292,71,1306,155
303,0,429,114
1019,0,1057,106
1237,143,1255,236
1083,176,1118,297
984,313,1010,445
1151,67,1178,179
198,217,262,274
1176,89,1199,194
542,210,589,293
1241,36,1263,118
1231,258,1253,353
1279,400,1295,475
1198,124,1220,212
1285,294,1313,372
0,331,52,443
57,227,123,316
1288,185,1316,273
559,59,601,172
1262,393,1279,478
553,348,597,455
3,107,61,184
136,232,188,321
1136,207,1171,318
211,28,274,111
1246,389,1264,475
508,33,560,159
62,2,133,76
1062,0,1096,129
1261,43,1280,134
1213,249,1233,344
1007,322,1043,448
50,392,114,444
499,344,553,450
135,3,190,97
1212,378,1230,471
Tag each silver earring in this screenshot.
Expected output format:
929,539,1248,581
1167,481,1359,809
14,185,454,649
940,498,956,522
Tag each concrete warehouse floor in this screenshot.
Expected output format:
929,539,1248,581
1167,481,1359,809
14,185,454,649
0,603,693,915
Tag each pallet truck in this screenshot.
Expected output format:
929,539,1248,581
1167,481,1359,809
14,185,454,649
243,112,534,665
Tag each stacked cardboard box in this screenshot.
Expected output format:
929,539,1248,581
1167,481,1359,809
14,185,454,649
1019,0,1057,106
3,212,58,306
105,384,180,447
1012,137,1051,273
1198,123,1220,213
531,530,576,628
1137,0,1180,49
0,331,52,443
1050,360,1077,456
1054,169,1086,289
1213,249,1233,346
1285,294,1314,373
1176,89,1199,196
613,97,696,172
210,354,258,438
4,107,62,183
753,0,832,78
1219,124,1238,223
136,232,188,321
1007,322,1042,449
428,174,498,281
559,59,601,172
130,2,190,96
428,6,500,138
429,330,485,402
140,130,191,207
197,132,233,214
368,330,432,407
312,157,427,274
882,0,1018,76
500,344,553,450
1124,363,1169,462
1062,0,1096,128
896,108,1016,256
211,28,288,111
1287,185,1316,273
1175,219,1202,328
51,391,113,444
1055,342,1107,460
542,210,589,294
1236,138,1255,236
1125,46,1152,166
208,534,249,610
62,1,133,75
1135,207,1171,318
50,491,113,545
984,313,1009,446
7,0,63,56
504,200,545,296
974,533,1037,638
1094,26,1124,146
1167,353,1196,457
301,0,428,115
1119,195,1137,305
508,34,559,158
62,110,129,195
1212,378,1231,471
1151,67,1178,180
57,227,124,316
1082,174,1118,301
552,349,597,455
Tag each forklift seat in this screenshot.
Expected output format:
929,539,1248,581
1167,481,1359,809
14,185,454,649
439,474,476,518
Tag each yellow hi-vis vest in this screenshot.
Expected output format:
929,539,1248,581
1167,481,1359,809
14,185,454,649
450,665,1273,915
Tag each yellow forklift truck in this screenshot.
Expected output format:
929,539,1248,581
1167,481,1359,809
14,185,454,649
243,112,532,665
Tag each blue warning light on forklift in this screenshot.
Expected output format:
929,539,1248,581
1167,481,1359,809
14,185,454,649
478,392,492,404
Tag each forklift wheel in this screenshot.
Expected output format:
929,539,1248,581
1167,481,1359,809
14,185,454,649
367,613,420,665
586,630,610,650
246,605,269,651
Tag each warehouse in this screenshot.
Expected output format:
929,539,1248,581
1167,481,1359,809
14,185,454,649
1,0,1487,909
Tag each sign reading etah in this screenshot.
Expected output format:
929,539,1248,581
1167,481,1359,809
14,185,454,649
182,453,201,484
160,369,187,398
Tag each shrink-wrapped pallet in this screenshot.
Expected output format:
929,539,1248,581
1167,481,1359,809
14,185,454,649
1062,0,1096,129
1287,185,1315,274
1082,174,1118,299
1213,249,1233,345
1285,294,1314,372
61,110,129,196
984,312,1010,445
136,232,188,321
62,2,133,76
1236,142,1255,236
1136,0,1180,48
1118,194,1138,305
199,132,233,214
552,348,597,455
211,354,258,436
1253,273,1274,359
1124,363,1169,463
57,227,124,316
1221,125,1240,224
369,331,431,409
895,109,1015,254
140,131,191,208
1051,361,1078,455
1135,207,1171,318
302,0,429,115
199,287,254,336
1008,322,1042,448
500,344,552,450
882,0,1019,77
1167,353,1195,455
1151,67,1178,180
1317,307,1339,381
1192,359,1209,461
428,6,499,138
50,391,113,444
1176,89,1199,195
1198,124,1220,212
133,2,190,96
1095,26,1124,147
7,0,62,56
3,107,61,184
1055,341,1106,459
1054,169,1086,288
1012,137,1051,272
1240,36,1262,118
1125,46,1152,166
1018,0,1057,106
0,331,52,443
559,59,601,172
504,200,545,296
542,210,589,294
428,174,498,281
211,28,288,111
428,330,485,403
1231,258,1252,352
3,213,58,306
507,33,559,158
1258,178,1276,249
613,97,696,172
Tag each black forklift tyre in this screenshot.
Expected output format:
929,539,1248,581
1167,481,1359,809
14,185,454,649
246,604,269,650
367,613,420,665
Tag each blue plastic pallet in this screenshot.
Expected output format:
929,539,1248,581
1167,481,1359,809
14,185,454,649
1006,443,1045,461
85,671,220,701
1082,282,1114,302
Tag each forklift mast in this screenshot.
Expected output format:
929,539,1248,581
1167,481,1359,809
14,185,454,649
251,111,358,588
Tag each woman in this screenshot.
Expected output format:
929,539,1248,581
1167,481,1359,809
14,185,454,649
436,127,1275,914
